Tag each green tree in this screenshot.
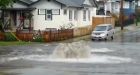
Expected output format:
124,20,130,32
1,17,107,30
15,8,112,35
0,0,17,8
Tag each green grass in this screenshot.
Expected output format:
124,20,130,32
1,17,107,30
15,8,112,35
0,41,33,46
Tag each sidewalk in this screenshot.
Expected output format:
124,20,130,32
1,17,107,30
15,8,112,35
115,23,140,32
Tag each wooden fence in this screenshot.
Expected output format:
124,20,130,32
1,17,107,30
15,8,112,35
16,32,33,41
43,29,73,42
92,16,115,29
0,32,4,40
74,25,92,37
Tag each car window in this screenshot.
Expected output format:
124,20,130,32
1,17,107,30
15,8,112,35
108,25,113,31
95,26,107,31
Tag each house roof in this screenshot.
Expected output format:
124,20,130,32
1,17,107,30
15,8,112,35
56,0,85,7
1,8,36,11
18,0,34,5
19,0,98,7
55,0,98,7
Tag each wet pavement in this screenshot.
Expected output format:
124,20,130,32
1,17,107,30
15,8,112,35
0,28,140,75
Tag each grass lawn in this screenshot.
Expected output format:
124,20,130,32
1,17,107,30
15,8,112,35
0,41,33,46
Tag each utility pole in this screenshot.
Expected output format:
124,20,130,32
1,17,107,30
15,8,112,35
135,0,138,26
119,0,124,30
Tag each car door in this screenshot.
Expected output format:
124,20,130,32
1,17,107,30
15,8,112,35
109,25,114,37
107,25,113,38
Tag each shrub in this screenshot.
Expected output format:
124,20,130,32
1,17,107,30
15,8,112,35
33,36,44,42
4,32,17,41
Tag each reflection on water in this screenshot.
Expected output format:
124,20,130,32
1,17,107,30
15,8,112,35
118,30,140,42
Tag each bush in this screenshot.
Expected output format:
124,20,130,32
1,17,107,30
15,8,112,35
4,32,17,41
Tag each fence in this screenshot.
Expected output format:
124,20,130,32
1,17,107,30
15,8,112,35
92,16,115,29
16,32,33,41
0,26,92,42
74,25,92,37
43,29,73,42
0,32,4,40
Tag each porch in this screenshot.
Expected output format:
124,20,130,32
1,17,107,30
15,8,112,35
0,8,35,32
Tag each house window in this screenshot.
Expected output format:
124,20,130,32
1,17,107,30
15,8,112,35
64,9,67,15
74,10,78,20
83,10,86,21
46,10,52,20
88,10,90,21
69,10,73,21
38,9,46,15
52,9,60,15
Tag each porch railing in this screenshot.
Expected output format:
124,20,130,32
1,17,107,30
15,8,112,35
3,19,10,30
16,20,24,32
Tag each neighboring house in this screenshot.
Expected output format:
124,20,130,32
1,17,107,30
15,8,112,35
0,0,97,31
96,0,135,16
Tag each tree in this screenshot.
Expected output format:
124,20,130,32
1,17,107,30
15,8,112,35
0,0,17,8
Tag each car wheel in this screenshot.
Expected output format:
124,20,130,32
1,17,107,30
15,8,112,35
111,36,114,40
104,38,107,41
105,35,108,41
92,39,95,41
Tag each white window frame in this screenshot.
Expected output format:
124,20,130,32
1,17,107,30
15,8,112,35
83,10,87,21
38,9,46,15
46,10,52,20
74,10,78,21
88,10,90,21
69,10,73,21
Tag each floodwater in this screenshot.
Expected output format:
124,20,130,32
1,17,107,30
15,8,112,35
0,41,140,75
0,29,140,75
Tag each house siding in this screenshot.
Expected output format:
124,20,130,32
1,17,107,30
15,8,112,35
31,0,62,30
30,0,96,30
102,0,133,15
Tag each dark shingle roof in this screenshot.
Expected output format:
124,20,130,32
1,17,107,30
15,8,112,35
19,0,34,5
56,0,98,7
19,0,97,7
56,0,85,7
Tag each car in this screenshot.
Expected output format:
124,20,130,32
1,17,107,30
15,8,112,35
91,24,115,41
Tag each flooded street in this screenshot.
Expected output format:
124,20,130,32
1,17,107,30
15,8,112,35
0,29,140,75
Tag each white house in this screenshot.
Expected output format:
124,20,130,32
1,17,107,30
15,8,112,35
1,0,97,31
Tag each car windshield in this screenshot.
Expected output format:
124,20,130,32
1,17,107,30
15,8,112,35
95,26,107,31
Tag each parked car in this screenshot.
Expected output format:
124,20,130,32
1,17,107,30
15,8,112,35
91,24,115,40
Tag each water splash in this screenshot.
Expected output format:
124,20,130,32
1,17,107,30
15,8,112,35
51,41,90,58
0,41,133,64
0,54,132,64
47,55,132,64
91,48,114,53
